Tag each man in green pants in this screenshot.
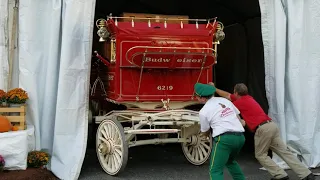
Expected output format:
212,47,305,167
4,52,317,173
194,83,246,180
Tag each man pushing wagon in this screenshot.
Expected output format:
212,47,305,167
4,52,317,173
194,83,246,180
209,82,315,180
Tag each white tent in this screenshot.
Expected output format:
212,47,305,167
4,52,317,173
1,0,95,179
259,0,320,168
0,0,319,179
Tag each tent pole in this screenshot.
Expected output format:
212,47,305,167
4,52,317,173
8,0,19,90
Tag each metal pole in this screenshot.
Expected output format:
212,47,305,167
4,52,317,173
214,43,218,86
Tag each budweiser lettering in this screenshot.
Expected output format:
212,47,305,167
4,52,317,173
145,57,170,62
177,58,203,63
145,57,203,63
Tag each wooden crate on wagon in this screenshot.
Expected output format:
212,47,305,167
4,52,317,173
0,105,26,130
120,12,189,24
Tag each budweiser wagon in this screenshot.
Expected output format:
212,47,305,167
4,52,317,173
92,14,225,176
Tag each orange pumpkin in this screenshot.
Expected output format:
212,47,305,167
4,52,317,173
11,126,19,131
0,115,12,132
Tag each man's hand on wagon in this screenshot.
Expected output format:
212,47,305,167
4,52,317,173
208,82,215,87
240,119,246,127
200,129,211,139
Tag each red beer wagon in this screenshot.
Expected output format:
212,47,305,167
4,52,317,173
92,14,225,176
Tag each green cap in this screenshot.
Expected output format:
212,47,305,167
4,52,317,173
194,83,216,97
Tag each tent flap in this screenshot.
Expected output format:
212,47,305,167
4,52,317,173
259,0,320,168
18,0,96,179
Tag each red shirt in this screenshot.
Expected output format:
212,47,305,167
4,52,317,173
230,94,271,132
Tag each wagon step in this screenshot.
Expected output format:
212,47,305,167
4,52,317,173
125,129,180,135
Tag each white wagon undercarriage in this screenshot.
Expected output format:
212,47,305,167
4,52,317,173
93,105,213,176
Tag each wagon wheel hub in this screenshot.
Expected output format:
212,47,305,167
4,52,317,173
98,139,115,155
189,135,199,146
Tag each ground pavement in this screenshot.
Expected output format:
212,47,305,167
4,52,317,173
79,144,320,180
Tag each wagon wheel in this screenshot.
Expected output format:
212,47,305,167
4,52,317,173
96,118,128,176
181,132,212,165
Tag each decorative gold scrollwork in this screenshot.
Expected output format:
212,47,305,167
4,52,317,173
110,39,116,63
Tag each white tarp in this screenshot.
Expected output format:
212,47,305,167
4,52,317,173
0,0,9,90
259,0,320,168
0,0,96,179
0,125,35,170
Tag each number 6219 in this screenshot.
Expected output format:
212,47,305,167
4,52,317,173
157,85,173,91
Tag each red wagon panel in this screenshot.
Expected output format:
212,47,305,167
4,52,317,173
100,18,219,103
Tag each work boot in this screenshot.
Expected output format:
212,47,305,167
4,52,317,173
271,176,289,180
302,173,315,180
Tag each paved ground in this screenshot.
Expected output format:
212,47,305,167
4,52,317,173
79,144,320,180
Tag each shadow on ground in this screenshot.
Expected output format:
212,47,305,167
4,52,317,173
79,143,320,180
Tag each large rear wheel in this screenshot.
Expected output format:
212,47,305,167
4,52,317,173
96,118,128,176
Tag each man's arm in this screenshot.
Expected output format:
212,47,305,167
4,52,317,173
208,82,231,101
199,113,211,137
232,102,246,127
237,115,246,127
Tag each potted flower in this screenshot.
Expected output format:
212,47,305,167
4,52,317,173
0,89,7,107
6,88,29,107
0,155,5,172
27,150,50,168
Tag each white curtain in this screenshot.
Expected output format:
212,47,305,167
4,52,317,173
0,0,9,90
259,0,320,168
17,0,96,179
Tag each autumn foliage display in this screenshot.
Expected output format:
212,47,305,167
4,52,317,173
27,151,50,168
0,90,6,103
6,88,29,104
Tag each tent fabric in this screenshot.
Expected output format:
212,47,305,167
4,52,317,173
1,0,319,179
16,0,96,179
0,0,9,90
259,0,320,168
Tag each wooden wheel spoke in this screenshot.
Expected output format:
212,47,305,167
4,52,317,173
199,145,208,157
109,154,114,171
107,124,112,139
191,147,196,158
103,125,110,139
105,154,110,166
195,147,199,161
200,142,210,150
110,124,115,140
188,146,192,154
99,136,108,144
114,150,122,165
112,129,119,143
115,148,122,157
198,147,204,160
101,129,108,139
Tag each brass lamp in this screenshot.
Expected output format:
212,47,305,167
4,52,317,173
215,22,225,42
96,18,109,42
